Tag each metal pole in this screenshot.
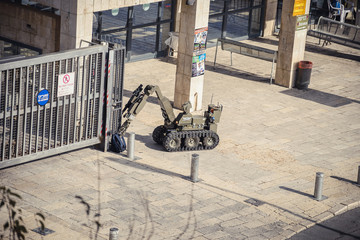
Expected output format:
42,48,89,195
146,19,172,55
109,227,119,240
357,165,360,185
314,172,324,201
214,39,219,68
127,132,135,160
190,154,199,182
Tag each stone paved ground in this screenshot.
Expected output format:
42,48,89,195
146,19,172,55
0,36,359,240
290,207,360,239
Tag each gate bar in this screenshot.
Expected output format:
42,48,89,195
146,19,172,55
9,69,16,159
35,64,42,153
54,60,61,148
42,63,49,151
0,45,109,70
22,67,29,156
15,67,23,157
29,64,36,155
79,56,86,142
2,70,9,160
61,60,67,147
66,58,73,145
90,54,98,138
73,57,80,144
84,55,92,140
48,62,55,150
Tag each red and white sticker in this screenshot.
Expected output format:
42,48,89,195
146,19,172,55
58,72,75,97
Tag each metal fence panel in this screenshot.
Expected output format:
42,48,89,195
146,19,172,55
0,45,109,169
111,48,125,135
101,47,125,151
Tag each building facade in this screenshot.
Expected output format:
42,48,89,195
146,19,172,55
0,0,274,60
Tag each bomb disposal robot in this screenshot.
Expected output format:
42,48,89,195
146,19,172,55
118,84,222,152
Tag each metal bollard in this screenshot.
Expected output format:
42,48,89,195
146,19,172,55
109,227,119,240
357,165,360,185
314,172,327,201
127,132,135,160
190,154,199,182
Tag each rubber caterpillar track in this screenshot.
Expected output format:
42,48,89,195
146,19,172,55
153,128,219,152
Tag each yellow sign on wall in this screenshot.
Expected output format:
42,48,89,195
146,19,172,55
293,0,307,16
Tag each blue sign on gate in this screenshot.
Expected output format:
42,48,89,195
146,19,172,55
37,89,50,106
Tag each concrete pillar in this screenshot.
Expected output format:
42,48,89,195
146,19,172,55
58,0,94,50
174,0,210,111
274,0,311,88
263,0,278,37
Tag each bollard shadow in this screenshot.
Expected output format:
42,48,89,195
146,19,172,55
330,176,360,186
106,156,188,180
105,156,354,238
281,88,359,107
279,186,314,199
205,182,356,239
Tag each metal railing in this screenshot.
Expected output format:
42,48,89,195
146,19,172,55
214,38,277,84
307,16,360,49
0,44,123,169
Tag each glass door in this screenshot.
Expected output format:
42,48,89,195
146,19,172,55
208,0,266,45
94,0,176,61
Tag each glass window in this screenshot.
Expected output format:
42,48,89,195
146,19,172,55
249,7,262,37
253,0,263,7
208,0,265,43
0,39,40,58
99,8,128,30
160,23,171,51
228,0,251,11
210,0,225,15
208,16,223,42
162,2,173,20
226,12,249,39
131,26,157,56
133,3,158,26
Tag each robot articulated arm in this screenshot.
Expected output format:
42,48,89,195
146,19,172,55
114,84,223,152
117,84,176,136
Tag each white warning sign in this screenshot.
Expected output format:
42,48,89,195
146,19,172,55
58,72,75,97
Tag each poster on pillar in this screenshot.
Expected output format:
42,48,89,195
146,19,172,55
192,53,206,77
194,27,208,55
192,27,208,77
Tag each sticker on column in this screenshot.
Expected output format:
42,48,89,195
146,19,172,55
194,27,208,55
295,14,309,31
37,89,50,106
192,53,206,77
58,72,75,97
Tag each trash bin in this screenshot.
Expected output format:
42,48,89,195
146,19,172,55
295,61,313,90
